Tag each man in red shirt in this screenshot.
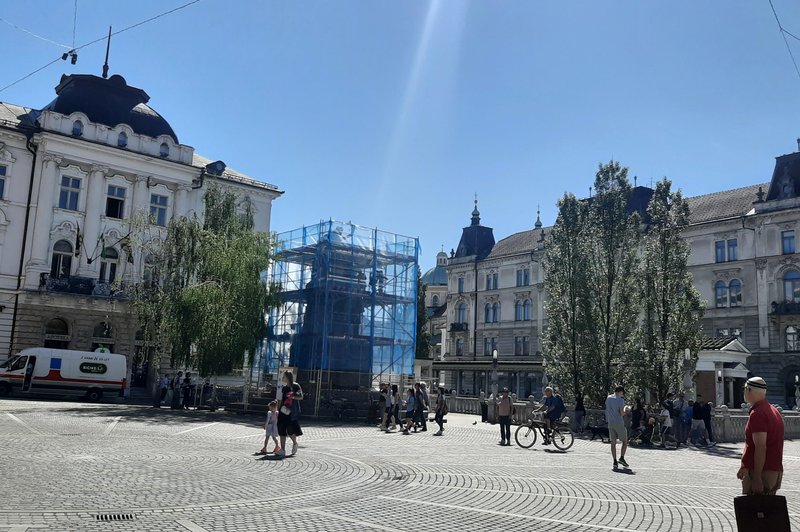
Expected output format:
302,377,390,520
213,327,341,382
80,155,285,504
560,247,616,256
737,377,784,495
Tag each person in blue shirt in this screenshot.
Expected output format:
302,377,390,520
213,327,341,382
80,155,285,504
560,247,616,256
536,386,565,445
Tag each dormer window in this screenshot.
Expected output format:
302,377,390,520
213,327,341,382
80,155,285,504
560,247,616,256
159,142,169,158
71,120,83,137
117,132,128,148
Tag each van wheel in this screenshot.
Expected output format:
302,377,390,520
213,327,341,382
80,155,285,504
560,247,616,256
0,383,10,397
86,389,103,402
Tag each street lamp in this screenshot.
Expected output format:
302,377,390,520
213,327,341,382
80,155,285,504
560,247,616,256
492,349,498,397
794,374,800,411
716,369,724,408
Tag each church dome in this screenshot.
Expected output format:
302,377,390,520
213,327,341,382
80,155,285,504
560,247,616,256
422,251,449,286
42,74,179,142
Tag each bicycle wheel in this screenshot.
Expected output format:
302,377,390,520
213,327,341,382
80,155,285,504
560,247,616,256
515,424,537,448
551,427,575,451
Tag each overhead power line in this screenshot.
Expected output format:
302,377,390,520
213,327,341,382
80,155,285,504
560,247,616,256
0,17,71,49
768,0,800,83
0,0,201,95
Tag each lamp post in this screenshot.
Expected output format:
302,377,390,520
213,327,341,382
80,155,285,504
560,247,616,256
491,349,499,397
716,368,724,408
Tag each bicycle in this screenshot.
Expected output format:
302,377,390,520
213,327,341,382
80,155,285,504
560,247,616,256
515,414,575,451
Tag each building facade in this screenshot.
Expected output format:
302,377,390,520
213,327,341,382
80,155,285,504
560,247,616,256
433,149,800,407
0,73,282,389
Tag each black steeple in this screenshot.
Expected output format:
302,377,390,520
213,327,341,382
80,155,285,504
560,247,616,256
455,196,495,259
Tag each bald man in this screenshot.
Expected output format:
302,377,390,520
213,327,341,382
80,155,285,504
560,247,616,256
737,377,785,495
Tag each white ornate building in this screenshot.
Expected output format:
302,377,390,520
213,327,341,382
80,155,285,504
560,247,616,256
0,73,282,388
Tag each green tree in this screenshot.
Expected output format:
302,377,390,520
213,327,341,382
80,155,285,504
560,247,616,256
129,186,278,380
581,161,642,404
543,192,590,400
416,271,431,360
635,178,705,401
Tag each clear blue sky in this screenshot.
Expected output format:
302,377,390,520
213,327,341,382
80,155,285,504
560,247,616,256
2,1,800,268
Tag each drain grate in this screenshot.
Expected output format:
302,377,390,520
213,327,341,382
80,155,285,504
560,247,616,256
95,513,135,522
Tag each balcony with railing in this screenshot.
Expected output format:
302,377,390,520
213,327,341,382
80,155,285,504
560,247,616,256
40,274,129,299
449,322,468,332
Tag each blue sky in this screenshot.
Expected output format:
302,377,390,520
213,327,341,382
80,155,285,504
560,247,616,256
2,1,800,268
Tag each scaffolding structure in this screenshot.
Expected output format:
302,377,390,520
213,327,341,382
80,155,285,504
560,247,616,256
267,221,419,402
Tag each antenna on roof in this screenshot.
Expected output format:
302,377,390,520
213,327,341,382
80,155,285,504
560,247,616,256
796,137,800,152
634,176,637,186
102,26,111,78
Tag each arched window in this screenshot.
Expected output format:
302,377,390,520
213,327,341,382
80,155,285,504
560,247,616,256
117,131,128,147
715,280,728,308
456,303,468,324
431,294,440,307
143,254,159,287
93,322,113,339
492,303,500,323
515,300,523,321
523,299,532,321
729,279,742,307
787,326,799,352
50,240,73,279
784,270,800,303
457,277,464,294
99,247,119,284
71,120,83,136
159,142,169,157
484,303,492,323
45,318,69,336
455,338,464,356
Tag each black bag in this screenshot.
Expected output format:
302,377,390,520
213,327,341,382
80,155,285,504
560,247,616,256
733,495,791,532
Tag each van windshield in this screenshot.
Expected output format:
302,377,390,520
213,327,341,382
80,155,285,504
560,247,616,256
0,356,17,370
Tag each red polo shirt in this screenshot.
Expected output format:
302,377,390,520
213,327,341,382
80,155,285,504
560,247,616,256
742,399,785,472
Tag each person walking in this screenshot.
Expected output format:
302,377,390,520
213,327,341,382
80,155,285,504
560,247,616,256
382,384,394,432
171,371,183,409
672,393,687,446
257,400,280,455
182,372,193,410
159,374,169,404
391,385,401,431
574,393,586,434
737,377,784,495
702,399,716,447
413,383,427,433
402,388,416,435
419,382,430,432
605,386,629,471
378,383,388,429
690,398,707,446
496,387,513,446
433,386,448,436
275,370,303,458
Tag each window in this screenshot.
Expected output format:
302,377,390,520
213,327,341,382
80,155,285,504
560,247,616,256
523,299,532,321
71,120,83,136
0,164,6,199
117,132,128,148
105,185,126,219
783,230,796,255
492,303,500,323
517,269,530,287
715,241,725,263
716,328,740,339
485,273,498,290
58,176,81,211
455,338,464,356
44,318,69,349
514,336,531,356
728,279,742,307
456,303,467,324
99,247,119,284
515,300,523,321
714,280,728,308
787,326,799,352
159,142,169,157
431,294,439,307
457,277,464,294
483,337,497,356
45,318,69,336
50,240,73,279
484,303,492,323
492,273,498,289
150,194,168,226
727,239,738,261
93,321,113,339
143,255,159,287
784,270,800,303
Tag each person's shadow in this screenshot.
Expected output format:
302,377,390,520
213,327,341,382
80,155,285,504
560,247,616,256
612,468,636,475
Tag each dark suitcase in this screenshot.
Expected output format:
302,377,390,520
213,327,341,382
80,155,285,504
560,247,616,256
733,495,791,531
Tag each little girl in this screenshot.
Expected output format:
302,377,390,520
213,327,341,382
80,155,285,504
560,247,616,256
258,400,280,455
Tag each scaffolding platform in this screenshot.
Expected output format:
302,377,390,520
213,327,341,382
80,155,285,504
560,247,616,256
267,221,420,402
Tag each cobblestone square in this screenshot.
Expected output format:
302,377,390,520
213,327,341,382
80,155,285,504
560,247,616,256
1,398,798,531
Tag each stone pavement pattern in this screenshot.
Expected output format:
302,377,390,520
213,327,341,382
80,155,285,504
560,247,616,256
1,399,799,531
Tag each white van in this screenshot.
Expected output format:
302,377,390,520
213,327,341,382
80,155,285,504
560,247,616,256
0,348,127,401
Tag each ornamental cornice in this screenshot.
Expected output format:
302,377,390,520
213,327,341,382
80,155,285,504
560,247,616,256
41,154,62,165
712,267,742,281
91,165,111,176
756,258,768,271
514,291,532,299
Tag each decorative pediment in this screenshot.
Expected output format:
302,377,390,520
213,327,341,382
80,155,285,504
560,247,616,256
514,291,532,299
712,267,742,281
51,220,77,235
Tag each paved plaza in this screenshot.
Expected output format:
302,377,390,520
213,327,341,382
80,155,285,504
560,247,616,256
1,399,799,531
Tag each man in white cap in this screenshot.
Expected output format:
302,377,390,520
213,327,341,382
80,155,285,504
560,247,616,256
737,377,785,495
